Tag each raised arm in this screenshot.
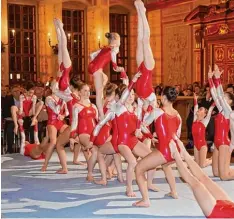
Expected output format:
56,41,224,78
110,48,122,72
70,104,80,138
19,94,24,115
193,93,198,121
119,72,142,105
207,66,222,112
111,48,124,73
213,65,232,117
143,108,164,126
64,101,69,117
90,110,114,143
90,49,101,61
32,95,37,116
203,102,215,127
45,96,60,115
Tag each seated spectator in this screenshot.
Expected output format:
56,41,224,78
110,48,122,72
2,85,21,153
226,84,234,94
155,85,162,96
175,85,184,96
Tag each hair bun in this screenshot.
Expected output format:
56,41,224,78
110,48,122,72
105,33,111,39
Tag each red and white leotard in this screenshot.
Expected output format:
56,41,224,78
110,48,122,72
135,62,154,99
18,94,37,117
88,47,126,79
192,98,214,151
207,200,234,218
70,102,98,138
90,80,152,152
58,62,72,92
144,108,182,162
45,95,68,131
93,105,111,147
208,72,232,149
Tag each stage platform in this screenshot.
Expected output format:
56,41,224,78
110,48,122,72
1,149,234,219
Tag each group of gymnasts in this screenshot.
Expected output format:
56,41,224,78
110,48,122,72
10,0,234,217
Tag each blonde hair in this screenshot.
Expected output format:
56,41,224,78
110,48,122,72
105,32,120,44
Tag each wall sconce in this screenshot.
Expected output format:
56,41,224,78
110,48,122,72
1,29,15,53
48,32,58,54
67,33,71,41
98,35,101,48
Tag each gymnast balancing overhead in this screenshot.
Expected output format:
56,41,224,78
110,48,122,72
208,64,234,180
134,0,157,138
192,93,215,168
88,32,127,121
89,73,142,186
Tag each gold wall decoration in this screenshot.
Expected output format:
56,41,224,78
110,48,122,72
219,24,229,35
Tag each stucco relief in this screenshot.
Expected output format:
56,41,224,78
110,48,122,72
163,25,190,85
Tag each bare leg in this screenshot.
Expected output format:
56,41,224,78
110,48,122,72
55,18,71,68
218,145,234,180
87,146,98,182
118,145,137,197
143,138,151,150
105,154,114,179
176,139,232,201
73,143,85,165
93,71,105,120
137,0,155,70
55,126,70,174
133,141,159,192
41,125,57,172
169,140,216,217
30,135,49,159
199,146,212,168
53,18,62,67
18,118,26,155
212,146,219,177
33,123,40,145
135,0,144,67
113,153,124,182
194,147,200,165
133,150,166,207
162,164,178,199
11,106,18,134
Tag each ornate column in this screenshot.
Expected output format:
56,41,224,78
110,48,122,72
1,0,9,85
37,0,62,83
193,25,204,83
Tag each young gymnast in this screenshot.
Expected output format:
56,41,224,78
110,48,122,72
41,82,69,172
208,65,234,180
134,0,157,137
192,93,215,167
133,86,181,207
169,136,234,218
88,32,126,120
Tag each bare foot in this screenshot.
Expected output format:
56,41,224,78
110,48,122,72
106,170,113,180
117,176,124,183
73,161,86,165
86,175,94,182
126,188,136,197
56,169,68,174
132,199,150,207
94,179,107,186
41,165,47,172
112,169,118,176
165,192,178,199
148,184,160,192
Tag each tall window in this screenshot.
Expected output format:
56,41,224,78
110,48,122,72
8,4,37,84
62,9,85,81
110,13,129,83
